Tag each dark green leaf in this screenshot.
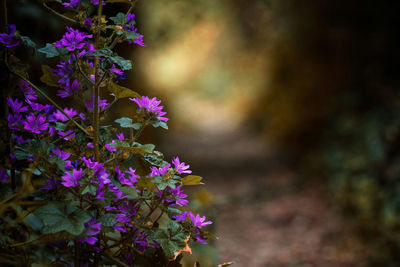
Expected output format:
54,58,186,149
110,55,132,70
20,35,36,48
98,214,117,227
120,186,139,199
126,31,140,40
115,117,134,128
151,120,168,130
38,43,59,58
110,12,126,25
33,202,90,235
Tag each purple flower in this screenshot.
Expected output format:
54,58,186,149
194,228,208,245
84,18,92,28
85,95,109,112
8,98,28,113
7,113,23,130
171,156,192,174
188,212,212,227
172,211,189,222
54,60,74,87
53,107,77,122
149,163,171,177
19,81,37,101
129,96,169,122
126,13,135,23
51,147,71,161
169,185,189,206
78,217,102,245
108,183,125,201
57,79,80,98
105,141,117,152
110,64,123,75
23,113,49,134
14,135,29,144
116,132,124,140
126,26,146,47
120,167,139,187
54,27,92,52
0,25,20,47
87,142,94,148
25,100,52,112
41,177,60,190
79,112,86,121
0,169,8,182
58,129,76,140
61,168,83,187
62,0,80,8
92,0,106,5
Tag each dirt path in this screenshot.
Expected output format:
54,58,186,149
160,130,366,267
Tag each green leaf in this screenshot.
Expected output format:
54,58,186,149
115,117,134,128
40,65,60,87
141,153,167,167
151,120,168,130
20,35,36,48
119,186,139,199
182,175,203,186
138,144,155,153
166,207,182,217
108,82,140,99
110,55,132,70
110,12,126,25
132,122,142,130
126,31,140,40
38,43,58,58
81,184,97,196
98,214,117,227
87,48,113,57
33,202,91,235
117,146,151,154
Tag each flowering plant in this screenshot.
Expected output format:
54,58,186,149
0,0,215,266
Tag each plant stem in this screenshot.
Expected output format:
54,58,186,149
43,2,78,24
93,0,104,161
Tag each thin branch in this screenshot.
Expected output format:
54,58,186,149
43,2,78,24
93,0,104,161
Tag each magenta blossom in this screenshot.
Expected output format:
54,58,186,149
85,95,109,112
61,168,83,187
116,132,124,140
78,217,102,245
23,113,49,134
62,0,80,8
51,147,71,161
171,156,192,174
188,211,212,227
110,64,124,75
130,96,169,122
0,25,20,47
19,81,37,101
54,27,92,52
53,107,77,122
7,113,23,130
8,98,28,113
149,163,171,177
168,185,189,206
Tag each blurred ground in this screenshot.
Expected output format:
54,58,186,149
160,129,367,267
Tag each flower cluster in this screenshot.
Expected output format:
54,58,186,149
0,3,214,266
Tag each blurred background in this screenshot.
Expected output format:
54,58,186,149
5,0,400,266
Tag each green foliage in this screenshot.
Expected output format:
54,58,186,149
33,202,91,235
